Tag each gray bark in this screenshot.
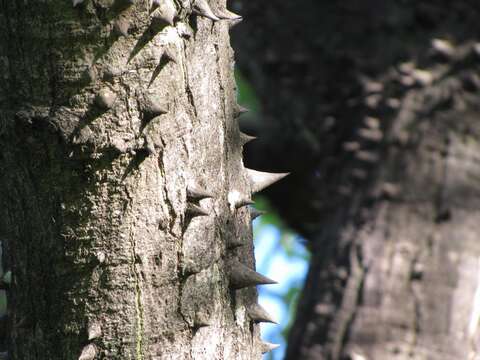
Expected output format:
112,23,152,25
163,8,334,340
233,1,480,359
0,0,267,359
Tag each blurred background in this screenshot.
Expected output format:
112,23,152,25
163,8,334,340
236,71,309,359
253,200,309,360
231,1,480,359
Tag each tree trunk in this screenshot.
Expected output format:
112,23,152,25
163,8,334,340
233,1,480,359
0,1,272,358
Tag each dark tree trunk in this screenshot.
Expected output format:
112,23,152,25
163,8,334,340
0,0,276,358
233,1,480,359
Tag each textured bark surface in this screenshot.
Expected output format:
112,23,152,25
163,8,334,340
0,1,267,359
233,1,480,359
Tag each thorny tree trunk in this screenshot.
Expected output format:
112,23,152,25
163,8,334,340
233,1,480,359
0,0,276,359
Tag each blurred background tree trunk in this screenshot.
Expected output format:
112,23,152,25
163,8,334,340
0,0,267,359
233,1,480,359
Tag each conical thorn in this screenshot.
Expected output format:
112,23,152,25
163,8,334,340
95,88,117,110
192,0,219,21
114,17,130,37
246,168,289,193
239,132,256,145
261,342,280,354
186,203,209,217
227,191,254,211
250,207,266,220
177,22,194,38
228,259,277,289
79,344,97,360
216,8,242,20
143,136,156,155
194,311,212,328
151,0,177,25
144,100,168,118
247,303,277,324
227,236,244,249
87,321,102,340
187,184,213,200
228,17,243,29
142,92,168,120
236,198,254,208
234,104,249,118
